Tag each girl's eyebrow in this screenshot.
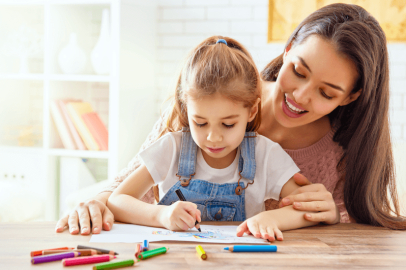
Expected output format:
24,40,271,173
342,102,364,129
193,114,240,120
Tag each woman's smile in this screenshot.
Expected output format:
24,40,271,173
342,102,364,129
282,93,308,118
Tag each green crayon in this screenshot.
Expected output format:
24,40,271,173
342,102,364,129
93,259,135,270
138,247,169,260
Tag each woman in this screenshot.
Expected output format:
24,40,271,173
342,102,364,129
56,3,405,235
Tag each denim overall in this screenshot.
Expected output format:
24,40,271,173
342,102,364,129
158,129,256,222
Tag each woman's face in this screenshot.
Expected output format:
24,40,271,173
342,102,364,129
271,35,361,128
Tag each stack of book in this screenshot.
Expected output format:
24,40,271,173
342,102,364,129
50,100,108,151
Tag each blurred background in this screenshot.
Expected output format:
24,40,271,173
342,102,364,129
0,0,405,222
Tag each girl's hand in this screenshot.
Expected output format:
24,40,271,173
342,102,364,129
158,201,201,231
279,173,340,224
236,211,283,241
55,193,114,235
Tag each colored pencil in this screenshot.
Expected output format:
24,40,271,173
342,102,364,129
142,240,149,251
77,245,118,255
175,189,201,232
93,259,135,270
62,255,115,266
224,245,277,252
134,243,142,258
30,247,74,257
138,247,169,260
43,249,97,256
31,252,80,264
196,245,207,260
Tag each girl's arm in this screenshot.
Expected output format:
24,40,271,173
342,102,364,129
236,175,318,241
107,165,201,231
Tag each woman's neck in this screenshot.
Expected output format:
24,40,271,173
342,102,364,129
259,81,331,150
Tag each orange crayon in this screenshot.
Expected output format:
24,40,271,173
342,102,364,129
62,254,115,266
44,249,97,256
134,243,142,258
31,247,74,257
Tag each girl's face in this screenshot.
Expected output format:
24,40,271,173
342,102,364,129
271,35,361,128
186,92,259,169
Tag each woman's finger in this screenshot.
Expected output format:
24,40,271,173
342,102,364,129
67,210,80,234
280,190,330,207
55,215,69,233
293,200,334,212
293,173,312,186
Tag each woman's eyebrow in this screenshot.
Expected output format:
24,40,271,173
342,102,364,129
297,56,312,73
322,82,344,92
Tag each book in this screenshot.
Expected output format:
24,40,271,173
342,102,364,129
66,102,100,151
50,100,76,150
82,112,109,151
58,99,87,151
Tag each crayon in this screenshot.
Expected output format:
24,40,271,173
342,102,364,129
142,240,149,251
77,245,118,255
62,255,115,266
93,259,135,270
43,249,97,256
196,245,207,260
134,243,142,258
30,247,74,257
31,252,80,264
223,245,277,252
138,247,169,260
175,189,201,232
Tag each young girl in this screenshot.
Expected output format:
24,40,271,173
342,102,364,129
107,36,317,241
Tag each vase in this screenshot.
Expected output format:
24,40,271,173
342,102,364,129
90,8,111,75
58,33,86,74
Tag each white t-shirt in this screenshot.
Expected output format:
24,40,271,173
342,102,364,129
139,131,300,218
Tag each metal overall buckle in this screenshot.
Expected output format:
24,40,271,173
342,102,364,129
235,171,254,195
176,173,195,187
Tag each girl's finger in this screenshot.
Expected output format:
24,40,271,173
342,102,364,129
247,221,261,238
77,206,91,235
259,226,269,240
266,227,275,241
101,207,115,231
274,228,283,241
236,220,249,237
293,173,312,186
55,215,69,233
179,210,197,229
87,203,103,234
67,211,80,234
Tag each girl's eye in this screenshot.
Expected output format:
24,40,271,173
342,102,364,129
320,90,333,100
223,123,234,129
292,66,305,78
195,122,207,127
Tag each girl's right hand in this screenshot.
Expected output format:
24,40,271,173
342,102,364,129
158,201,201,231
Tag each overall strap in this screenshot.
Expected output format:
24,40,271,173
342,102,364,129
238,132,256,181
176,128,197,186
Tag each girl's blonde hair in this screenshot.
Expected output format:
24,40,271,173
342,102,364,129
159,36,261,138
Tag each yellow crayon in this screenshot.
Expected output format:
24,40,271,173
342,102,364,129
196,245,207,260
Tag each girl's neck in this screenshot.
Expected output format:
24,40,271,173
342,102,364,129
259,81,331,150
201,148,238,169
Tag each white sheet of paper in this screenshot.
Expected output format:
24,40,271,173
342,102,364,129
90,223,268,244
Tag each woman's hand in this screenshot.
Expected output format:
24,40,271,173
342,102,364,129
158,201,201,231
281,173,340,224
55,192,114,235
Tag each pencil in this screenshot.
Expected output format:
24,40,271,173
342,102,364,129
93,259,135,270
62,254,115,266
175,189,201,232
224,245,277,252
142,240,149,251
31,252,80,264
138,247,169,260
134,243,142,258
30,247,74,257
77,245,118,255
196,245,207,260
43,249,97,256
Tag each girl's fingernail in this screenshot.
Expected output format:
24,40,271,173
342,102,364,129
294,202,301,207
93,226,99,233
82,227,88,233
306,214,312,218
283,198,290,204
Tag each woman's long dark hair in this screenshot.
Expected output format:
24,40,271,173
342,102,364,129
261,3,406,229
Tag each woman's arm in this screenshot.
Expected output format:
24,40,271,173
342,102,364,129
108,165,201,230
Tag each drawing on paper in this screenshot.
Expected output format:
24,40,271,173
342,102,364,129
152,229,229,240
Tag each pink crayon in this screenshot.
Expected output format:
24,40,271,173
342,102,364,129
62,254,115,266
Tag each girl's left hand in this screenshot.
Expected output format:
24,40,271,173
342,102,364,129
280,173,340,225
236,211,283,242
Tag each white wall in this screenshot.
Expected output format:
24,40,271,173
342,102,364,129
155,0,406,144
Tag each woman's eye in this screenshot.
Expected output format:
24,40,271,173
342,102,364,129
293,66,305,78
223,123,234,129
195,122,207,127
320,90,333,100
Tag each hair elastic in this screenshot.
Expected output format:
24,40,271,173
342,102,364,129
216,39,227,45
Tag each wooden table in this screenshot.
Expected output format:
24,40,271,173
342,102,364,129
1,222,406,269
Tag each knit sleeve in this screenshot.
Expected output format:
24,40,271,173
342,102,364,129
332,175,355,223
98,111,168,203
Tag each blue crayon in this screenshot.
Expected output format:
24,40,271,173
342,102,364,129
142,240,149,252
224,245,277,252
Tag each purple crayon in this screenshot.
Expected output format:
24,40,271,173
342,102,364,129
31,251,80,264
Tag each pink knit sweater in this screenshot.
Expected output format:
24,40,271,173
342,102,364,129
101,117,351,223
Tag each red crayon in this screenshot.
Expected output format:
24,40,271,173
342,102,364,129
31,247,74,257
134,243,142,258
62,254,115,266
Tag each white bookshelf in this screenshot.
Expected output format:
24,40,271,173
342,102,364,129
0,0,157,221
